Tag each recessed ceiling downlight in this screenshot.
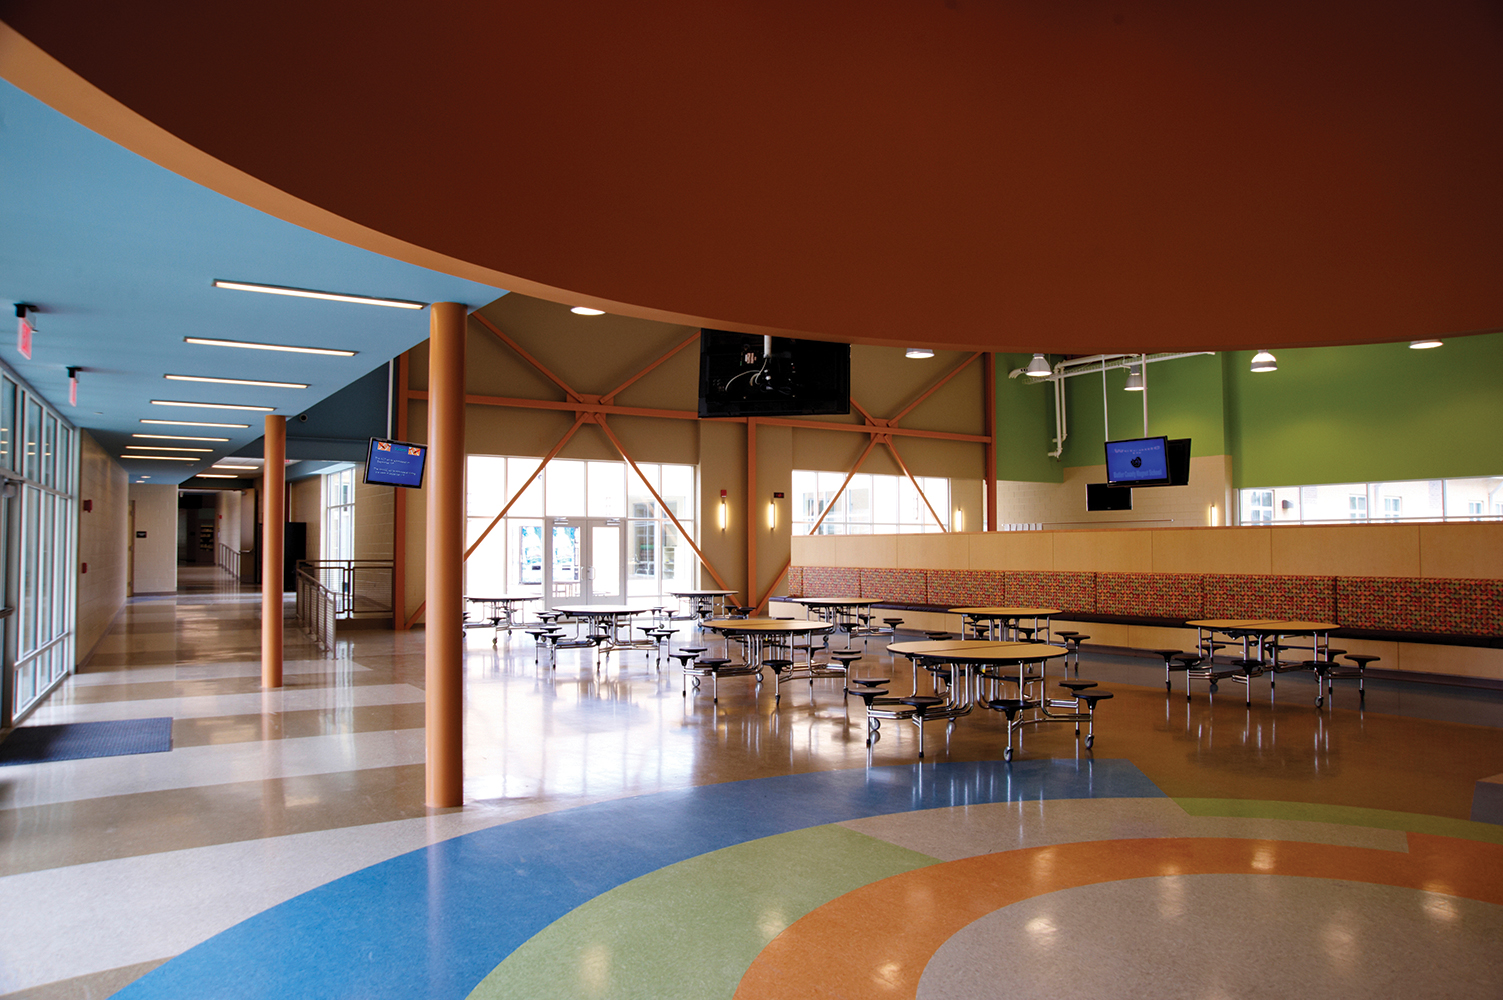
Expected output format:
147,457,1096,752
905,348,934,359
570,306,606,316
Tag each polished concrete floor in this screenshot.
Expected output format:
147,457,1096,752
1,567,1501,998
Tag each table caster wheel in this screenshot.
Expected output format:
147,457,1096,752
1316,696,1323,707
1085,734,1095,749
1003,747,1013,762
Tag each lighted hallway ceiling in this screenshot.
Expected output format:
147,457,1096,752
0,79,506,483
1,4,1499,355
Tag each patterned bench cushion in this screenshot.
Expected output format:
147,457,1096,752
784,565,804,598
1202,574,1336,621
1006,570,1096,614
860,568,927,603
925,569,1006,608
1337,577,1503,635
1096,572,1204,619
801,566,860,598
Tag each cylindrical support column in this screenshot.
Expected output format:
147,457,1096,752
425,302,466,807
261,414,286,688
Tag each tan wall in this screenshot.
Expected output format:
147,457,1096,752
288,476,320,562
127,484,178,594
397,294,996,623
792,522,1503,679
76,432,128,662
996,454,1234,530
354,479,394,560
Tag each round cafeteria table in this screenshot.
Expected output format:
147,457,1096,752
551,605,656,654
949,606,1061,642
702,618,837,704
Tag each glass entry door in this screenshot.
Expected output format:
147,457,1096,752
546,518,625,606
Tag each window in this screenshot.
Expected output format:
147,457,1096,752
465,456,696,601
792,470,951,535
1246,490,1274,523
1238,477,1503,525
323,467,356,562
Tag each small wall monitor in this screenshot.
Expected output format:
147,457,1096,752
364,438,427,488
1087,483,1133,511
1104,435,1171,486
1166,437,1191,486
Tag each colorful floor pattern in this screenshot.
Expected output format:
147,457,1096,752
110,758,1503,999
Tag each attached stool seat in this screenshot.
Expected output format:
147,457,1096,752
899,696,948,759
1332,654,1380,705
1150,649,1187,692
1076,690,1113,748
985,697,1033,761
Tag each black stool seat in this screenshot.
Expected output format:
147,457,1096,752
763,658,795,671
678,647,707,656
901,695,945,710
987,698,1029,713
1059,679,1097,692
883,617,904,627
845,687,888,703
851,677,890,687
924,630,950,640
1067,634,1090,643
1078,690,1113,707
696,657,732,668
1173,653,1203,667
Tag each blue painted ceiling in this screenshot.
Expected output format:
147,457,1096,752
0,79,506,485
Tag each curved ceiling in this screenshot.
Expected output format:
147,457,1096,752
3,1,1502,355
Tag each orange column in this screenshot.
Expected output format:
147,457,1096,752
261,414,285,688
425,302,466,808
983,353,998,531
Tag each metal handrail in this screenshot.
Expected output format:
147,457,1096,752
294,566,337,653
297,559,395,619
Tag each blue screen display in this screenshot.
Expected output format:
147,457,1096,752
1104,436,1170,485
365,438,427,488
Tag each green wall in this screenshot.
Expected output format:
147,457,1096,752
992,332,1502,488
1224,332,1503,488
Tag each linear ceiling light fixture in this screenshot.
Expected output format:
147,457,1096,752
164,374,309,389
184,337,357,357
1409,339,1444,349
120,454,200,462
140,419,250,429
1024,353,1052,376
212,464,258,470
195,474,237,479
133,433,231,442
905,348,935,359
570,306,605,316
126,445,213,452
151,399,274,412
1250,351,1278,373
212,279,424,310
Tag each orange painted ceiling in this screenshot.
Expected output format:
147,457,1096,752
4,1,1502,355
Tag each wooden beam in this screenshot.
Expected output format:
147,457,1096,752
601,331,701,404
886,439,948,531
470,311,582,402
890,352,982,424
463,415,587,560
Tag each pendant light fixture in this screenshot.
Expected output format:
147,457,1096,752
1123,363,1145,390
1250,351,1278,372
1024,353,1052,376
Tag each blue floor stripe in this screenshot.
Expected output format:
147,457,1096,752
116,759,1161,1000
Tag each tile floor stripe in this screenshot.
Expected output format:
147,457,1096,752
112,759,1161,1000
469,825,940,1000
732,835,1503,1000
1175,797,1503,845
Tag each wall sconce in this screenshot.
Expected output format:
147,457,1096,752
952,509,964,532
769,491,783,530
719,489,728,531
1209,503,1219,526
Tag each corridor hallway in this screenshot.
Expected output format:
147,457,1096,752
1,569,1501,998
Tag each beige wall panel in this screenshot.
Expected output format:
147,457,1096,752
755,423,794,599
1126,624,1202,651
127,484,178,594
897,533,969,570
967,531,1055,570
893,366,985,436
289,477,320,562
459,325,560,400
608,416,700,467
891,437,985,480
951,478,982,535
77,432,128,661
793,428,897,475
1054,529,1153,572
1150,526,1271,575
1269,524,1421,576
833,534,898,569
791,534,839,566
1417,523,1503,579
699,420,745,594
464,403,581,459
354,481,394,561
1396,643,1503,680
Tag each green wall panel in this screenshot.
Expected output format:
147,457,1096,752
1224,332,1503,488
994,352,1063,483
1059,353,1225,468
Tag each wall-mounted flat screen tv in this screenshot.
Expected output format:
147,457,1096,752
1104,435,1171,486
698,329,850,418
1087,483,1133,511
1166,437,1191,486
364,437,427,488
